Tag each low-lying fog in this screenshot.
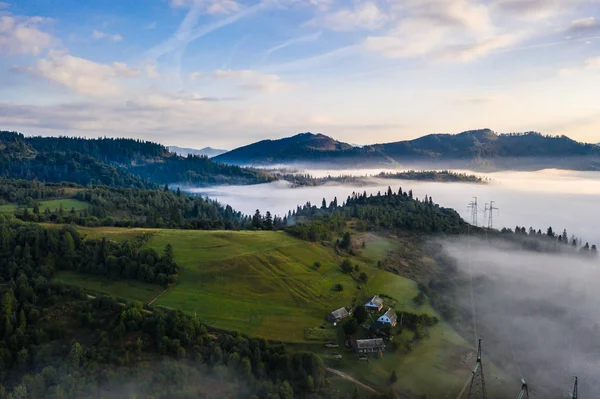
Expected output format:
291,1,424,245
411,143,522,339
182,168,600,394
186,169,600,246
443,237,600,396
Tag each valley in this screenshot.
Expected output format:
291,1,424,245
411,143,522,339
1,130,599,398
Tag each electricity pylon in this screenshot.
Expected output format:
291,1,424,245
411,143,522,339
468,197,479,227
516,378,529,399
468,339,487,399
484,201,499,229
570,376,578,399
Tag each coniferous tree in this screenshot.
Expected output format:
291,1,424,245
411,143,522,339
264,211,273,230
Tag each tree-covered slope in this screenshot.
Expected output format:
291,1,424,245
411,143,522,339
0,131,274,187
213,132,388,165
215,129,600,170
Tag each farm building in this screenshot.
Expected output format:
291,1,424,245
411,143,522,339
355,338,386,353
327,307,350,323
377,308,398,326
364,295,384,312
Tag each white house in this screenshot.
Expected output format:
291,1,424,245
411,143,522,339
377,308,398,327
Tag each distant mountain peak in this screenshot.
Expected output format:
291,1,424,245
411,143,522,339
168,146,227,158
213,128,600,171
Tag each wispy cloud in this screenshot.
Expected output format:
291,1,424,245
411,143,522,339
440,34,520,62
559,56,600,76
265,44,360,72
211,69,298,93
221,34,249,69
92,29,123,42
169,0,241,15
145,1,268,78
17,51,140,97
263,31,322,58
0,2,10,9
0,15,53,55
309,2,388,31
565,17,600,38
492,0,584,21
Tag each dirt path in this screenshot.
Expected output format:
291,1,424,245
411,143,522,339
326,367,379,394
148,287,169,306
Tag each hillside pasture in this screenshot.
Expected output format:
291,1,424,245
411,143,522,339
0,198,89,213
56,228,426,342
52,226,497,396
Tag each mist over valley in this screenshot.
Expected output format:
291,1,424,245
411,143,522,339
186,168,600,246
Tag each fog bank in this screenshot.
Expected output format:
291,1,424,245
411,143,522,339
187,169,600,245
442,237,600,396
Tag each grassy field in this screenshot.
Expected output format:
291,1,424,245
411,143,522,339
56,271,163,303
54,228,421,342
0,199,89,213
53,226,506,396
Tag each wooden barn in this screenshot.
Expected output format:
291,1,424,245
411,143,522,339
354,338,386,353
327,307,350,323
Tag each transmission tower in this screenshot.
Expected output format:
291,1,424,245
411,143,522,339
468,197,479,227
468,339,487,399
484,201,499,229
516,379,529,399
571,376,578,399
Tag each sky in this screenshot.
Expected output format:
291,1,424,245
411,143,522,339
1,0,599,149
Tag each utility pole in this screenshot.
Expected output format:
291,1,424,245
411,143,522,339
484,201,499,230
571,376,578,399
468,339,487,399
468,197,479,227
516,379,529,399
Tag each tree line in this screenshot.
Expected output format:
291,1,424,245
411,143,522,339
0,215,179,288
286,186,467,241
0,131,274,188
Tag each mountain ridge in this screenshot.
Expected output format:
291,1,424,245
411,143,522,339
0,131,273,187
213,129,600,171
168,145,227,157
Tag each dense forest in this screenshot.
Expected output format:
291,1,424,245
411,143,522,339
0,217,341,398
376,170,485,183
0,131,274,187
0,179,251,230
285,186,467,242
0,216,179,287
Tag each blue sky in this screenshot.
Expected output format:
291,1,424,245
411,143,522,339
0,0,599,148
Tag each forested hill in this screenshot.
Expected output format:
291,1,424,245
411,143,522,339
214,130,600,171
0,131,274,187
213,132,389,165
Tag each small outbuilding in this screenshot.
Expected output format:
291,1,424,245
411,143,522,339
354,338,386,353
364,295,384,312
327,307,350,323
377,308,398,327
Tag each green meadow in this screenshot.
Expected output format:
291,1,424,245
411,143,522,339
0,199,89,213
55,228,425,342
53,226,501,396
